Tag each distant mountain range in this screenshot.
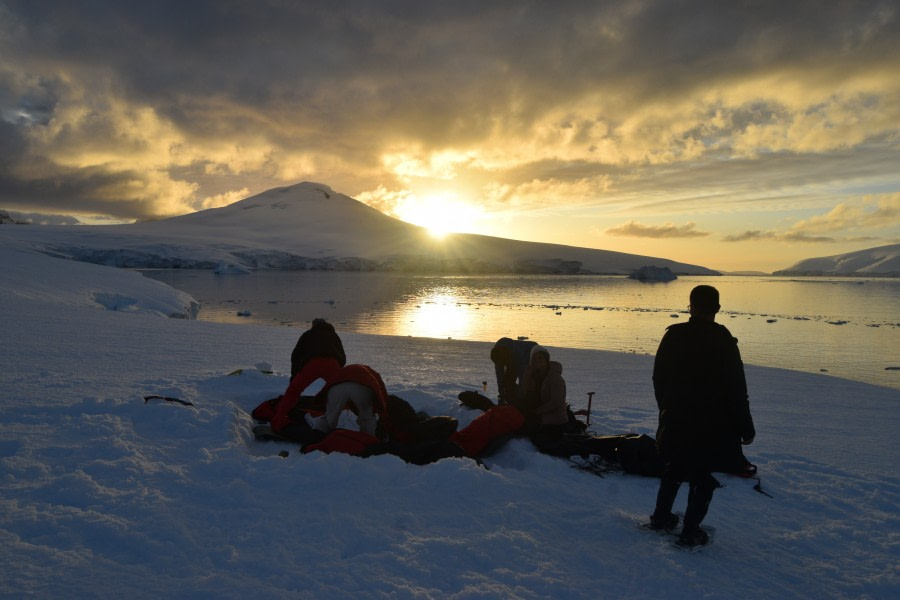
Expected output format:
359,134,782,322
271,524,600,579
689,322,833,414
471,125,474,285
0,182,721,276
774,244,900,277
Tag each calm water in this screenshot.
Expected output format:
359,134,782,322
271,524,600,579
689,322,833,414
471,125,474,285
142,270,900,390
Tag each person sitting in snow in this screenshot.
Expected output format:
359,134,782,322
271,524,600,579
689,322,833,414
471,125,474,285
649,284,756,547
517,345,569,438
268,318,346,434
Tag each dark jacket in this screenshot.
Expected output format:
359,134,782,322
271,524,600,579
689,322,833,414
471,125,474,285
290,321,347,378
490,337,537,402
653,318,755,460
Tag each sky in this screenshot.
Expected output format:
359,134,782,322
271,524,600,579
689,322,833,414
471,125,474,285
1,0,899,272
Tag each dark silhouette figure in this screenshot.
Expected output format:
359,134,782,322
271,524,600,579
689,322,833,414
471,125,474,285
650,285,756,547
490,337,537,404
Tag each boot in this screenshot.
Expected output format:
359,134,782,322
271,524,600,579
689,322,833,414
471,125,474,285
649,511,679,531
677,526,710,547
650,478,681,530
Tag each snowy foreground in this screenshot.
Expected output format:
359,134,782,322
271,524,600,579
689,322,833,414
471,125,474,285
2,243,898,600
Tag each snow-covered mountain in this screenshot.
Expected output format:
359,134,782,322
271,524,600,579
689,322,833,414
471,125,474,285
774,243,900,276
0,182,719,275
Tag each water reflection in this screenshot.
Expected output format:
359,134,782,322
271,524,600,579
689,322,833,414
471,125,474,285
399,292,474,340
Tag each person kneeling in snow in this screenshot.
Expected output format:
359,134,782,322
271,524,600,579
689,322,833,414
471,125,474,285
262,318,346,434
305,364,392,439
309,381,378,436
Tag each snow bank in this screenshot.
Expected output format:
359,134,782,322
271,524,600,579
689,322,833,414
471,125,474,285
0,242,199,318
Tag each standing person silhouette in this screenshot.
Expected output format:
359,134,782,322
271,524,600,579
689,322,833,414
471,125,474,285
649,285,756,547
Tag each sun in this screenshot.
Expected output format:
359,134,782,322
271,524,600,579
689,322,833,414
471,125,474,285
395,192,482,239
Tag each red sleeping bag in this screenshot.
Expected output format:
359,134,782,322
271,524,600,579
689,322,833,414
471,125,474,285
303,429,381,457
450,405,525,458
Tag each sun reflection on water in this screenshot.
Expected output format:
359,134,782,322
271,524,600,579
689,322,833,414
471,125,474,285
398,292,474,340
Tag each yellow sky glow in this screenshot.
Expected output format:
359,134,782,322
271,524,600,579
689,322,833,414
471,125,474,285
393,192,487,238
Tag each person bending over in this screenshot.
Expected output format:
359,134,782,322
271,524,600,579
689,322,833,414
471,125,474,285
271,318,346,434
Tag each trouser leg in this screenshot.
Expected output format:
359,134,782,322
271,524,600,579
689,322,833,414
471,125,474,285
654,476,681,517
323,382,377,436
352,393,377,436
683,473,719,530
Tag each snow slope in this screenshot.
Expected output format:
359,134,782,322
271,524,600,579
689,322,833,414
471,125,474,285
774,243,900,276
1,244,898,599
0,182,720,275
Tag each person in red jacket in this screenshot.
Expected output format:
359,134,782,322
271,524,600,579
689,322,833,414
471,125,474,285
649,285,756,547
270,318,346,434
306,364,392,439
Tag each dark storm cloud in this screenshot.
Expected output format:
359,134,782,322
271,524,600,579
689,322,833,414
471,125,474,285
0,160,155,219
0,0,898,221
8,0,893,130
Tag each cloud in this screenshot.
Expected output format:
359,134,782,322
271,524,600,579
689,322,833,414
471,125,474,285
0,0,898,228
788,193,900,234
605,220,709,238
718,190,900,245
722,230,777,242
354,185,413,217
780,232,839,243
723,230,880,244
722,229,871,244
197,188,251,211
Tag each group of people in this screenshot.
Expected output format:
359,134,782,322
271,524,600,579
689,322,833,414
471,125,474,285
255,285,756,549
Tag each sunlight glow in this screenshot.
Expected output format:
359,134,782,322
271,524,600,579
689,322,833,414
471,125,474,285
394,192,484,238
400,293,474,340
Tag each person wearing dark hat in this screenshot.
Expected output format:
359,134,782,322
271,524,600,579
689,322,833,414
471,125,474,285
518,344,568,434
649,285,756,548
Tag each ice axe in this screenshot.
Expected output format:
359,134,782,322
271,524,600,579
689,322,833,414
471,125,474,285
573,391,595,426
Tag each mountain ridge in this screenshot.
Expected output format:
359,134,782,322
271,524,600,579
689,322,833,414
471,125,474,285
2,182,721,275
773,243,900,277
